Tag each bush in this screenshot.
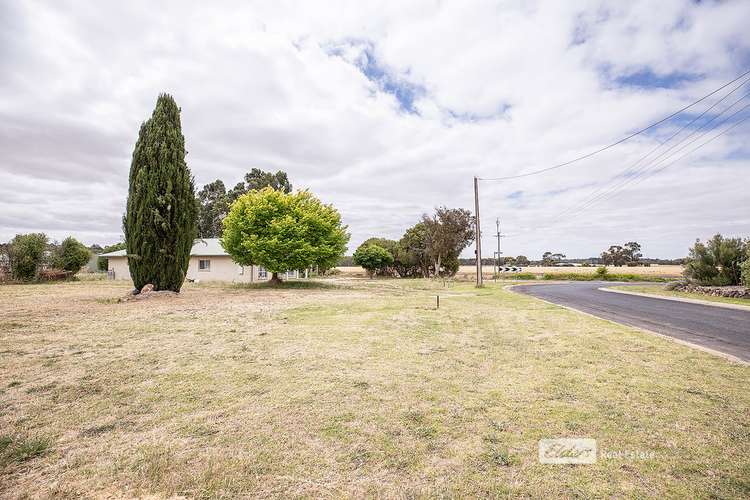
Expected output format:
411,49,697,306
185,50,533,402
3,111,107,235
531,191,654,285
742,258,750,287
353,244,394,278
53,237,91,273
684,234,745,286
8,233,48,281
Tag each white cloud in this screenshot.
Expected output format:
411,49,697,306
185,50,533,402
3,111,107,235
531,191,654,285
1,0,749,258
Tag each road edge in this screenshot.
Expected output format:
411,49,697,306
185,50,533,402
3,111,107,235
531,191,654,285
600,286,750,312
505,284,749,366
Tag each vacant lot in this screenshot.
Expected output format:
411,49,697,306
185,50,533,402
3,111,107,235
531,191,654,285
336,265,684,280
1,279,748,498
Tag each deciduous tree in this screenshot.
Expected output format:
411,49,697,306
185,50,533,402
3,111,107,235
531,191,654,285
221,188,349,283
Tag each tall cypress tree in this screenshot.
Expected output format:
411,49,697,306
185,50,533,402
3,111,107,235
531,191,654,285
123,94,196,292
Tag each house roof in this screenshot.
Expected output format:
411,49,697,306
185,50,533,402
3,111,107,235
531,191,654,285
99,238,229,257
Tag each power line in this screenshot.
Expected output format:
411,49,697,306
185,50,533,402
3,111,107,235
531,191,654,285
543,89,750,224
509,108,750,238
477,68,750,181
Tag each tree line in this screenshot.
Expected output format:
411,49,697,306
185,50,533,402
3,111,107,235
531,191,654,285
0,234,92,282
352,207,475,278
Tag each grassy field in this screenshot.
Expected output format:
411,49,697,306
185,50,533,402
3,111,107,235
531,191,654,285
1,278,748,498
336,265,684,280
610,284,750,307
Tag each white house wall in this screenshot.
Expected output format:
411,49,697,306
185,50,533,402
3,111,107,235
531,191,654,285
107,256,270,283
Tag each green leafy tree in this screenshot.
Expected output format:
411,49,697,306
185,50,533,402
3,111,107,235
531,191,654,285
196,179,229,238
353,243,394,278
221,188,349,284
53,237,91,272
397,222,431,277
684,234,746,285
741,252,750,287
515,255,530,266
97,242,126,271
228,168,292,202
359,237,398,276
422,207,475,277
123,94,197,292
8,233,48,281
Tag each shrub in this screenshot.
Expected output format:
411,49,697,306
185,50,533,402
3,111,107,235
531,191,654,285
742,258,750,287
53,237,91,273
8,233,48,281
353,244,394,278
684,234,745,286
595,266,608,279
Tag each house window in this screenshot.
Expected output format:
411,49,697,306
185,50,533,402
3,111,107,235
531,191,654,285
199,259,210,271
258,267,267,279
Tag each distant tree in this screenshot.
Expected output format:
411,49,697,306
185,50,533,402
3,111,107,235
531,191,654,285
623,241,642,264
684,234,746,286
601,245,626,266
89,244,103,254
221,188,349,284
97,242,126,271
53,237,91,273
8,233,48,281
123,93,197,292
515,255,530,266
228,168,292,202
541,251,566,266
353,243,394,278
502,256,517,266
422,207,475,277
196,179,229,238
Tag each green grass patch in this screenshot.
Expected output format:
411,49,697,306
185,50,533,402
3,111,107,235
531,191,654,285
0,436,50,466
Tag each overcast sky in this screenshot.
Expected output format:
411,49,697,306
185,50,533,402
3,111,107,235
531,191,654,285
1,0,749,259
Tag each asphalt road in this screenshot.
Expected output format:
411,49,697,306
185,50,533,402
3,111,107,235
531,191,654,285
513,281,750,362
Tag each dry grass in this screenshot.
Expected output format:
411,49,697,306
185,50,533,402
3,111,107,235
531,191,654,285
1,278,748,498
336,265,685,280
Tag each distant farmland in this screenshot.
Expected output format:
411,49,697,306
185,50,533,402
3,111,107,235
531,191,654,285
336,265,684,279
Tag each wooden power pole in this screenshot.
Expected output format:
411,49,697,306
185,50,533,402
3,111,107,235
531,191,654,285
474,176,483,287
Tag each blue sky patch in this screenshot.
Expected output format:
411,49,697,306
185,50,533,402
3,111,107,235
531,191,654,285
327,39,425,114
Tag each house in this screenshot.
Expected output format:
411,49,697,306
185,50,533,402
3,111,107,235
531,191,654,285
99,238,300,283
